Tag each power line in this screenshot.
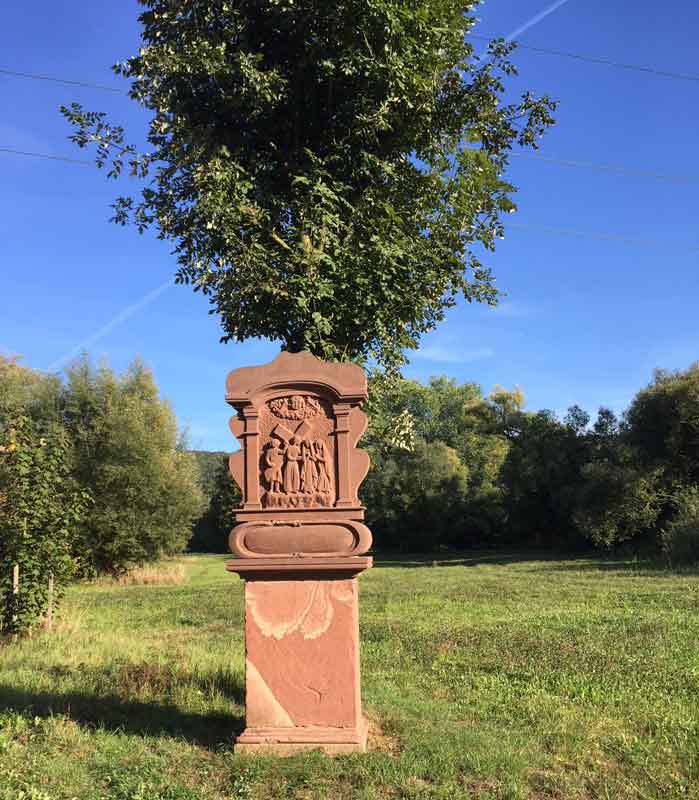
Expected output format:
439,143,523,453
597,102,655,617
0,67,122,93
509,222,699,253
2,146,697,254
510,152,699,185
0,147,91,165
2,34,697,99
470,32,699,83
6,144,698,187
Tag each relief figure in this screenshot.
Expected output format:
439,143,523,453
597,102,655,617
314,439,332,494
283,437,302,494
263,439,284,493
300,439,317,494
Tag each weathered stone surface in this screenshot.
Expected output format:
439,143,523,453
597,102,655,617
224,352,372,755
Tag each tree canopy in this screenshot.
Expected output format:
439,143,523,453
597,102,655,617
63,357,204,575
62,0,555,370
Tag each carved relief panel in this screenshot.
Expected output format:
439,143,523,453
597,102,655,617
226,352,371,518
260,393,335,509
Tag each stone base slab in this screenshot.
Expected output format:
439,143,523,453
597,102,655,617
235,718,369,756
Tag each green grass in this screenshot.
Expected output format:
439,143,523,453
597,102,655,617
2,553,699,799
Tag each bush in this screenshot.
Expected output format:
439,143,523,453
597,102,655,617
661,486,699,566
0,416,91,634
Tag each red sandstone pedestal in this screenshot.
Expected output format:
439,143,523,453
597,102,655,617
227,557,371,754
224,353,373,755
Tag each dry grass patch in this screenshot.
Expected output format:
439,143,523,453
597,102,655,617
95,562,188,586
366,718,401,755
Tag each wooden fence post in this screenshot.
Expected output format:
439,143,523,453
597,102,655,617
12,563,19,627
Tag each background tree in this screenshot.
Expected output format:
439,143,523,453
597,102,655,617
499,410,585,548
362,439,469,551
61,0,555,371
189,452,241,552
621,364,699,562
62,357,204,575
363,375,519,549
570,408,662,550
626,364,699,486
661,485,699,566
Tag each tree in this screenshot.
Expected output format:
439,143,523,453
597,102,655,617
62,357,204,575
661,485,699,566
570,408,662,550
363,374,517,548
362,438,469,551
625,364,699,485
61,1,555,371
189,452,241,552
0,358,90,634
501,409,586,548
572,461,662,550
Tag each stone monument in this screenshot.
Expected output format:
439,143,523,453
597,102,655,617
225,351,373,754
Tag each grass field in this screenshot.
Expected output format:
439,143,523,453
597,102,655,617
1,553,698,800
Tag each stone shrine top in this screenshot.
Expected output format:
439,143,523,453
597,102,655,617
226,351,371,530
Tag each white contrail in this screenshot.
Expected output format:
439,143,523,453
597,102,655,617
46,278,174,373
477,0,575,59
503,0,574,42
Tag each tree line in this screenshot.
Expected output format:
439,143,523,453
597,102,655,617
3,353,699,634
361,367,699,563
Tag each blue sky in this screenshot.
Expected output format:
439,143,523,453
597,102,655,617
1,0,698,450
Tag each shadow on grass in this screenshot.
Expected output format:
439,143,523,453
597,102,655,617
373,551,586,569
531,559,699,576
373,550,699,576
0,683,244,749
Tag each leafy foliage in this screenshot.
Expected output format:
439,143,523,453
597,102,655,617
626,364,699,485
0,358,90,634
661,485,699,566
567,409,661,549
363,376,518,549
363,438,469,550
362,371,699,554
63,357,205,576
573,461,662,549
189,452,241,552
61,0,555,370
0,365,91,633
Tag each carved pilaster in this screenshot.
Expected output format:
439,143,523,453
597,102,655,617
242,405,261,509
333,403,353,508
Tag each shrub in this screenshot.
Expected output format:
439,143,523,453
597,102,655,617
0,416,91,634
661,486,699,566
